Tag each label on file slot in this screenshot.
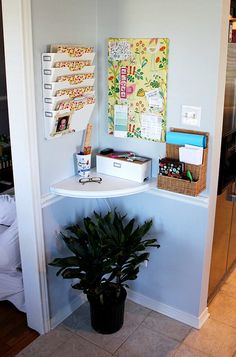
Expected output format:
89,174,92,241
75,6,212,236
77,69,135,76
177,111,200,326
42,55,52,62
44,84,52,90
44,98,52,104
44,69,52,75
45,112,53,117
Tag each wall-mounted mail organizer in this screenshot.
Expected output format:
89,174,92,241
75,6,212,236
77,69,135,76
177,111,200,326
157,128,209,196
42,45,96,139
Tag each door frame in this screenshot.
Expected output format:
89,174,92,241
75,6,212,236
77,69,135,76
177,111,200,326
1,0,49,334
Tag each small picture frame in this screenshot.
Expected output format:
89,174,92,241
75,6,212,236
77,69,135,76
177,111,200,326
50,112,72,137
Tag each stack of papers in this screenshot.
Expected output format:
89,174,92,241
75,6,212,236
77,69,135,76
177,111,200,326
166,131,206,148
179,145,203,165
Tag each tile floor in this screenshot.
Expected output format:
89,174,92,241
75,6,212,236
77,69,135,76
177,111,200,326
17,268,236,357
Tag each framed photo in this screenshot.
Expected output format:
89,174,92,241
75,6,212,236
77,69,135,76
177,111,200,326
50,112,72,137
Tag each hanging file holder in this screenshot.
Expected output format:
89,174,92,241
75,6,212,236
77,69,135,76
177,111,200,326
157,128,209,196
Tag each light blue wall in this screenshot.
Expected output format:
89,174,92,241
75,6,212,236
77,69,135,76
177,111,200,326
31,0,98,322
43,197,109,322
31,0,98,195
31,0,230,325
110,192,208,316
95,0,229,319
97,0,226,189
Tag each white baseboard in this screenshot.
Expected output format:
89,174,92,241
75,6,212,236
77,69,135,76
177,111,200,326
127,289,209,329
50,289,209,331
50,293,87,330
197,308,210,329
41,193,64,208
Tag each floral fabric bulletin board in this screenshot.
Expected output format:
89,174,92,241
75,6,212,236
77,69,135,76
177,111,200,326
108,38,169,142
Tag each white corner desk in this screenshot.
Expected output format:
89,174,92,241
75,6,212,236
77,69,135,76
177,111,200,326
50,169,156,199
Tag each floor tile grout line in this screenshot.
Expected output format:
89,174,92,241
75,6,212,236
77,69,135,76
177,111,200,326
170,344,180,357
171,342,211,357
111,324,144,355
18,333,72,357
17,268,236,356
211,289,236,299
208,316,236,331
141,320,193,343
139,306,197,345
60,307,153,355
47,331,113,357
223,280,236,288
60,324,112,353
62,318,147,356
61,323,79,334
217,289,236,300
181,341,217,357
74,330,114,354
61,307,190,355
111,310,153,355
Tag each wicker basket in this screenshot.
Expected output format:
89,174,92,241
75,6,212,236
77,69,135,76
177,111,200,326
157,128,209,196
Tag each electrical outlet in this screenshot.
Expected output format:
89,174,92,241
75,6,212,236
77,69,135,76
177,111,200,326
181,105,201,126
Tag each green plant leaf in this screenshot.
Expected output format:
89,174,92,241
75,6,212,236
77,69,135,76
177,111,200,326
49,256,80,268
62,268,85,279
130,220,153,242
124,218,135,237
49,211,159,296
63,237,89,258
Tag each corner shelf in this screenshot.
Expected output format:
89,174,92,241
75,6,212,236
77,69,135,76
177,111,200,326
50,169,156,198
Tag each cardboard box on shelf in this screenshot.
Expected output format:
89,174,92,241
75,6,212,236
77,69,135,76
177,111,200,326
96,153,152,183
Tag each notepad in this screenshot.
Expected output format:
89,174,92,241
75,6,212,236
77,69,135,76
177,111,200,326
179,144,203,165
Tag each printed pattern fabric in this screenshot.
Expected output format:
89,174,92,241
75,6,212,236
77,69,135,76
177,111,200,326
56,96,95,111
108,38,169,142
56,46,93,57
57,73,94,84
56,86,94,98
55,60,91,72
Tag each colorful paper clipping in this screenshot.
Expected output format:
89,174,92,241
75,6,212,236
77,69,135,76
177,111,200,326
108,38,169,142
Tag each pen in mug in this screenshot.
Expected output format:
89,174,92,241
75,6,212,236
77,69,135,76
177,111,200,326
82,123,93,155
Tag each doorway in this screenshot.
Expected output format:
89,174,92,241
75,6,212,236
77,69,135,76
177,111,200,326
1,0,49,334
0,0,38,349
0,0,13,193
208,0,236,303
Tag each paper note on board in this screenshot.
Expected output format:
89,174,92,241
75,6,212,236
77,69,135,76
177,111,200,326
179,145,203,165
109,40,131,61
146,89,163,110
141,113,162,141
114,104,128,137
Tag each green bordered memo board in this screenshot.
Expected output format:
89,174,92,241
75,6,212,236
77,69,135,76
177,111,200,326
108,38,169,142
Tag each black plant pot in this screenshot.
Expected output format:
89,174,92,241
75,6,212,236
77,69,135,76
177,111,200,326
87,287,127,334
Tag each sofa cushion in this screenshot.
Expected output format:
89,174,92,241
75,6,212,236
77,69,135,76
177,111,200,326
0,195,16,226
0,220,20,272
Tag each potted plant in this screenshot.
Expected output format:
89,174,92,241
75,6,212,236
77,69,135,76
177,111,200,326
49,210,159,334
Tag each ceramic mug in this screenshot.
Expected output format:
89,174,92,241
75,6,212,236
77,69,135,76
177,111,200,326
76,153,91,177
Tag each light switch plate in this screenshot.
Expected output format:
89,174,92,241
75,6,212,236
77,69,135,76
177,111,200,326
181,105,201,126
